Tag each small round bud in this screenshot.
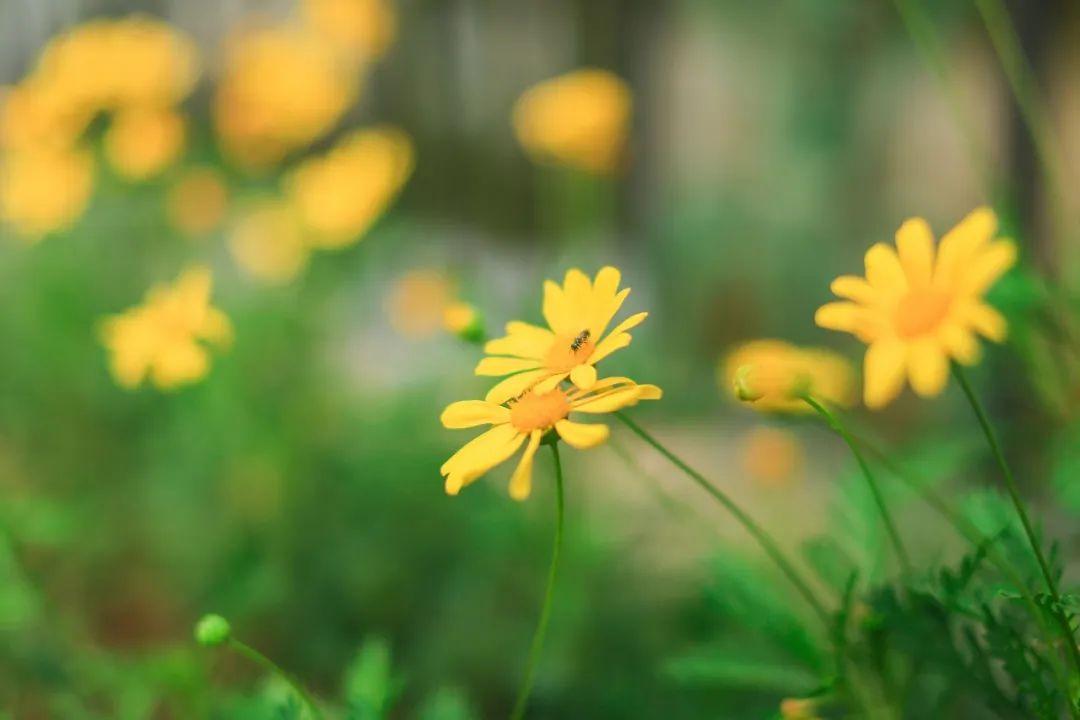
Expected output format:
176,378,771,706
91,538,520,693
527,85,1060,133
733,365,764,403
443,302,485,344
195,614,231,647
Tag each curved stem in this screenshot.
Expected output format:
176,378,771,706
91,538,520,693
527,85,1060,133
952,364,1080,685
509,442,565,720
229,639,324,719
614,411,832,629
800,395,913,578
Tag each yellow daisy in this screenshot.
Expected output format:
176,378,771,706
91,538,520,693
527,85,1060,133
440,378,661,500
477,266,647,404
816,207,1017,408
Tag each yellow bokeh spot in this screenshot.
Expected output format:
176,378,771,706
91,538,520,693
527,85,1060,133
228,199,311,284
105,106,186,180
386,269,454,338
1,146,94,239
302,0,397,62
741,427,803,487
167,167,229,236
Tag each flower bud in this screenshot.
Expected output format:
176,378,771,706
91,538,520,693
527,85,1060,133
733,365,764,403
195,614,231,647
443,302,485,344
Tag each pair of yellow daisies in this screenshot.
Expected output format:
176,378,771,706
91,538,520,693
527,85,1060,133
444,207,1017,499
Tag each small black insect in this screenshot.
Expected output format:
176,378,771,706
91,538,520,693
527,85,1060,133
570,329,591,352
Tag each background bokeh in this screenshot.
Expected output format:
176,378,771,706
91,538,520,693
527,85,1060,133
2,0,1080,717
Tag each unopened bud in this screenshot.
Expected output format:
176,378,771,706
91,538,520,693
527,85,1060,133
443,302,485,344
733,365,764,403
195,614,231,647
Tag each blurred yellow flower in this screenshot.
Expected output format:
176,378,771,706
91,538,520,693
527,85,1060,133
302,0,396,61
0,146,94,239
723,340,855,413
214,26,356,170
167,167,229,236
104,106,185,180
512,69,631,175
441,378,661,500
228,199,310,283
100,266,231,390
816,207,1017,408
288,127,414,248
0,81,91,151
741,427,803,487
479,267,647,403
443,301,482,341
386,269,453,338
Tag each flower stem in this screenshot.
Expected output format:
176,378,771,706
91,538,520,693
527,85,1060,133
614,411,832,629
228,638,324,719
509,442,565,720
800,395,913,578
951,364,1080,684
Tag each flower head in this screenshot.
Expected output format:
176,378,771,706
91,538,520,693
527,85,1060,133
816,207,1017,408
441,378,661,499
478,266,647,403
104,106,185,180
512,69,631,175
723,340,854,413
1,146,94,239
302,0,397,62
100,266,232,390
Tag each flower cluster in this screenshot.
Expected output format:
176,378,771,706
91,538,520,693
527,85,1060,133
440,267,661,499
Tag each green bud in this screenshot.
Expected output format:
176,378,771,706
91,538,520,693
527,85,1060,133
733,365,764,403
195,613,231,647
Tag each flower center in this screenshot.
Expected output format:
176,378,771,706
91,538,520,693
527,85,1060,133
509,388,571,432
895,289,951,338
544,329,594,371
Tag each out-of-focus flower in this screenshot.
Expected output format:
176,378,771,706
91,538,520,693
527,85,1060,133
100,266,232,390
441,378,661,500
228,199,310,283
723,340,854,413
478,267,646,403
444,302,484,343
104,106,185,180
214,26,356,170
816,207,1016,408
167,167,229,236
512,69,631,175
33,17,199,114
0,146,94,239
741,427,803,487
288,127,413,248
302,0,396,62
386,269,454,338
0,81,91,151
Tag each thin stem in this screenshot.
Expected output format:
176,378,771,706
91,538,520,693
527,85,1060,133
229,639,324,719
952,365,1080,685
800,395,913,578
614,411,832,629
509,442,565,720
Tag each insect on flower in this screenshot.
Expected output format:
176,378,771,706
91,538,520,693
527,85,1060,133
569,329,591,352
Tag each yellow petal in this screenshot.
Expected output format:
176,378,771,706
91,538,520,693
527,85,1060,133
591,287,630,338
864,243,907,297
509,430,543,500
569,363,597,390
441,425,525,494
150,339,209,389
830,275,874,304
554,419,609,449
958,240,1017,296
571,385,643,413
440,400,511,428
895,217,934,288
907,339,948,397
589,332,631,365
637,384,663,400
483,322,553,359
864,339,907,409
532,372,570,395
939,323,981,365
485,368,552,404
563,268,592,309
475,357,542,376
936,207,997,287
815,302,862,333
964,302,1007,342
542,280,574,336
603,311,647,339
199,308,233,347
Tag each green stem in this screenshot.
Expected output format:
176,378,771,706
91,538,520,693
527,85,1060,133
229,639,324,719
952,364,1080,687
614,411,832,629
800,395,913,578
509,442,565,720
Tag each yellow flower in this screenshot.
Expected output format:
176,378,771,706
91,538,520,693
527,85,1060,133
100,266,231,390
741,427,803,487
512,69,631,175
443,301,483,342
1,80,91,151
477,267,647,404
104,106,185,180
816,207,1017,408
228,199,310,283
440,378,661,500
214,25,355,170
723,340,855,413
287,127,414,249
167,167,229,236
0,146,94,239
302,0,397,62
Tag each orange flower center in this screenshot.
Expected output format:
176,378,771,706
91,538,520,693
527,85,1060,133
509,388,571,432
895,289,951,338
544,329,594,371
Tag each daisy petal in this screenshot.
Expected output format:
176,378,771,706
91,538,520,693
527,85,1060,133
864,339,907,409
440,400,510,428
509,430,543,500
830,275,875,303
571,386,642,413
554,419,610,449
958,240,1017,296
939,324,981,365
965,302,1007,342
563,268,592,311
475,357,541,376
907,339,948,397
440,423,518,476
864,243,907,297
895,217,934,287
532,372,570,395
442,425,526,494
936,207,997,287
483,322,553,358
543,280,574,336
637,384,663,400
569,363,598,390
485,368,551,403
604,311,647,339
815,302,862,333
589,332,631,365
592,287,630,337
